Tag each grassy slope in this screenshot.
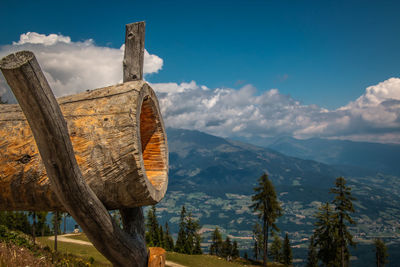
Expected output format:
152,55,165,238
37,236,111,266
39,234,283,267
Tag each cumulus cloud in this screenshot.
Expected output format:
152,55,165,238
0,32,163,101
0,32,399,144
151,78,400,144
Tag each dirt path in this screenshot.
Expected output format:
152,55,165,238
48,233,92,246
165,261,187,267
49,234,188,267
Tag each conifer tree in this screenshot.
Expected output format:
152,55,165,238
330,177,356,267
250,173,283,267
37,211,49,236
193,233,202,255
28,211,37,243
375,238,388,267
313,202,339,266
282,233,292,266
306,235,318,267
232,240,240,258
222,236,232,257
252,223,263,260
270,231,282,263
146,205,160,246
175,206,187,253
164,222,175,251
210,227,223,256
159,225,165,248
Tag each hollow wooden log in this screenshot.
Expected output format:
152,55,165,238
0,50,150,266
0,55,168,211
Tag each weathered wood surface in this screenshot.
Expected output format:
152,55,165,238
124,21,145,81
121,21,148,259
0,50,150,266
0,55,168,211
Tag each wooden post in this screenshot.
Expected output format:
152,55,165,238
0,51,147,266
121,21,148,262
124,21,145,81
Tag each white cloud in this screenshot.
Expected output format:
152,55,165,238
151,78,400,144
1,32,399,144
0,32,163,101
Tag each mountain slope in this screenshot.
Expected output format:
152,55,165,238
167,128,341,195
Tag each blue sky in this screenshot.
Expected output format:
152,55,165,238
1,0,400,143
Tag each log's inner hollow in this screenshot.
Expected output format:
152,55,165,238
140,97,167,190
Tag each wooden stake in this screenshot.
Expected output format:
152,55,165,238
124,21,145,81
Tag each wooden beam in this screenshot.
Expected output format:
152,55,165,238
123,21,145,81
0,51,147,266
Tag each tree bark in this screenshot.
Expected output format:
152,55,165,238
0,50,156,266
0,74,168,211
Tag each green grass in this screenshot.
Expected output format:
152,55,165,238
166,252,283,267
38,234,283,267
37,236,111,266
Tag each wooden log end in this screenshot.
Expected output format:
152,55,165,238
148,247,166,267
0,51,34,70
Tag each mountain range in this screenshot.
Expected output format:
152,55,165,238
159,128,400,266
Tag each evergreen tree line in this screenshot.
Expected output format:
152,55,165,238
209,227,239,259
145,205,202,255
0,211,70,238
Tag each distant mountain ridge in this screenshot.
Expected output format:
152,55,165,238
166,128,342,195
265,136,400,176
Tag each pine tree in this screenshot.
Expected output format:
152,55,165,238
185,212,202,254
253,241,259,260
306,235,318,267
210,227,223,256
159,225,165,248
375,238,388,267
164,222,174,251
270,231,282,263
146,205,160,247
282,233,292,266
37,211,50,236
28,211,37,243
330,177,357,267
222,236,232,257
193,233,202,255
313,202,339,266
232,240,239,258
175,206,187,253
250,173,283,267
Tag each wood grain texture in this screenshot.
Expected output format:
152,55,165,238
123,21,145,81
0,55,168,211
0,50,151,266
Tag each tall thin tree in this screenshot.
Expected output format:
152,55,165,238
375,238,388,267
250,173,282,267
282,233,292,266
330,177,356,267
306,235,318,267
313,202,339,266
